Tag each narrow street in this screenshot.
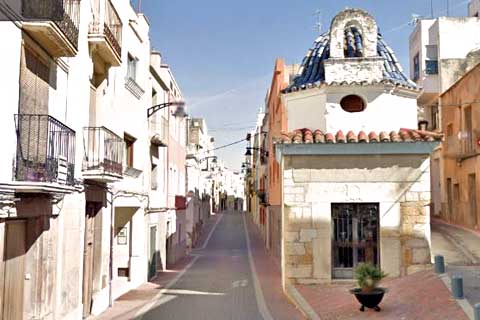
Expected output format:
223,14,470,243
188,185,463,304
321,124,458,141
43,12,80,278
139,211,264,320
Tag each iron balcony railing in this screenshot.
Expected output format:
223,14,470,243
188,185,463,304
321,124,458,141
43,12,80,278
21,0,80,49
89,0,122,58
15,114,76,185
150,116,169,146
83,127,124,177
446,134,479,160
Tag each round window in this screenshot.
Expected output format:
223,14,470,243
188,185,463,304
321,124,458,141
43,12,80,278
340,95,366,113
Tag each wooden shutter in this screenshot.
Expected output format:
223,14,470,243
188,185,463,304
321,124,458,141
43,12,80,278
18,47,50,168
19,46,49,115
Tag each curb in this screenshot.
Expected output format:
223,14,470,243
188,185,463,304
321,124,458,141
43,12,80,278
438,273,475,320
284,284,321,320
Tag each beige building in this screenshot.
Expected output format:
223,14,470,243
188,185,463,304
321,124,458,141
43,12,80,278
409,2,480,219
439,62,480,230
275,8,441,285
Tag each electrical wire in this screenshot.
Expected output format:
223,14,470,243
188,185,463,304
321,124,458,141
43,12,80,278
201,138,247,154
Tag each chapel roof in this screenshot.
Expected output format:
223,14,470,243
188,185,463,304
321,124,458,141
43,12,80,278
284,26,417,93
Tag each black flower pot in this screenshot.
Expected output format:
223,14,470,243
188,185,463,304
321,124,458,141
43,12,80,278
349,288,387,312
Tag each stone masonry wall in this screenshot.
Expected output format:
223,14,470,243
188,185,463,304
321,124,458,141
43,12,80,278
282,155,432,284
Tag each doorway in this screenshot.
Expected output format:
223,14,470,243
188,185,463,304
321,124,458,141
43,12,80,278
468,174,477,227
148,226,157,280
1,220,27,320
331,203,380,279
82,202,102,318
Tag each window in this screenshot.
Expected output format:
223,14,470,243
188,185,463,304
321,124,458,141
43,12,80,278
340,95,366,113
447,178,453,220
127,54,138,81
431,105,439,130
425,45,438,75
124,133,136,168
425,60,438,75
413,53,420,81
150,145,159,190
464,106,473,154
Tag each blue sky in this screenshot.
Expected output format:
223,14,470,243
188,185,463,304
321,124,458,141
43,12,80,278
132,0,470,170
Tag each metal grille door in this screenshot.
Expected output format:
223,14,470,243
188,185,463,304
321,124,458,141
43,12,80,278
332,203,379,279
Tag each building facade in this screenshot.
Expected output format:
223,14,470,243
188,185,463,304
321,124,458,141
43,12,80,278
439,63,480,230
0,1,194,318
409,0,480,220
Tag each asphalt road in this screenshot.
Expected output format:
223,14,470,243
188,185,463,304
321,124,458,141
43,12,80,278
142,211,263,320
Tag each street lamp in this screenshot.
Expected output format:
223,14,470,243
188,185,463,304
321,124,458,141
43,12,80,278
147,101,187,118
200,156,218,171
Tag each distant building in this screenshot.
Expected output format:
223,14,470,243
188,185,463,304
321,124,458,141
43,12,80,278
409,0,480,218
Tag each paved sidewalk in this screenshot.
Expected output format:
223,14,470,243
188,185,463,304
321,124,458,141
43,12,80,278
244,214,305,320
95,213,222,320
296,270,468,320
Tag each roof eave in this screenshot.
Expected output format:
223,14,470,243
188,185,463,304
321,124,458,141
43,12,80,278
275,142,439,162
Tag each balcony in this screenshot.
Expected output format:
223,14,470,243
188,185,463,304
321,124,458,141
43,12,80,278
89,0,122,68
150,116,169,147
445,134,480,160
83,127,124,182
21,0,80,57
14,114,76,193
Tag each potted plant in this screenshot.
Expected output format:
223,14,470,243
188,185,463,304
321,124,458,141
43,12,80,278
349,263,387,312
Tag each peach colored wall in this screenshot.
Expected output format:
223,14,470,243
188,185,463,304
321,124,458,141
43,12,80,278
267,59,289,206
440,63,480,230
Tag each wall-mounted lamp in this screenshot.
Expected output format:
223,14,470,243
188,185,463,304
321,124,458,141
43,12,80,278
147,101,187,118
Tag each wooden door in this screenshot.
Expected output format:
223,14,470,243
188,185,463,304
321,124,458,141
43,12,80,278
3,220,26,320
148,226,157,280
469,174,478,227
332,204,379,279
82,202,100,318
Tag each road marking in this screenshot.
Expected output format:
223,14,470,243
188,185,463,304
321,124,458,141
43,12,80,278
200,213,224,249
134,213,223,319
242,213,274,320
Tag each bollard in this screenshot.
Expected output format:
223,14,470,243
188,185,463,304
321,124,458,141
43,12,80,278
475,303,480,320
451,275,464,299
434,255,445,274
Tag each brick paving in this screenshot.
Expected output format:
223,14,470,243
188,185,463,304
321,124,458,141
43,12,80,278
296,270,468,320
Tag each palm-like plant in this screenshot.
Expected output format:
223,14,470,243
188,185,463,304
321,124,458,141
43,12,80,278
354,263,387,292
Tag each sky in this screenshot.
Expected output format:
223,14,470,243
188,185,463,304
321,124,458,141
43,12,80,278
132,0,470,170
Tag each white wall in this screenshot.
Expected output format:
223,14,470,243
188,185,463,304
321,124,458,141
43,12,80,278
470,0,480,16
285,86,418,134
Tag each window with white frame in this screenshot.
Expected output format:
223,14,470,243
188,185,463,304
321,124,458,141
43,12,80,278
127,54,138,81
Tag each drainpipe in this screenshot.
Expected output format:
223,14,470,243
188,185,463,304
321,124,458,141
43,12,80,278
109,191,114,307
